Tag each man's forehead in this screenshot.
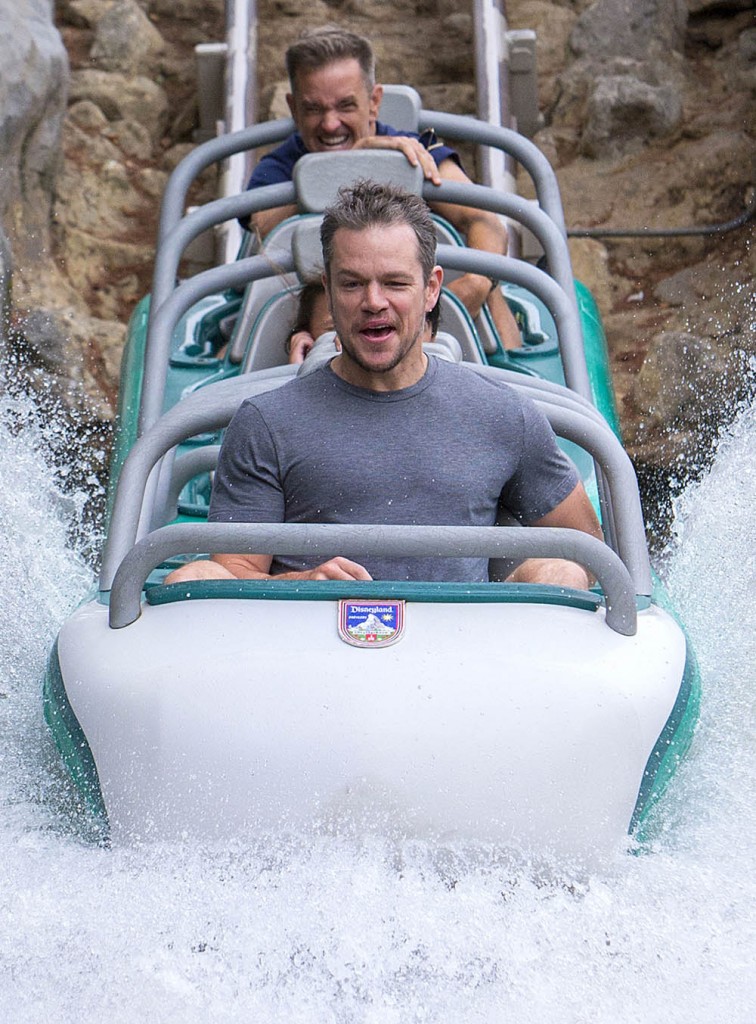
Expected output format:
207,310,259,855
329,224,424,269
293,58,370,98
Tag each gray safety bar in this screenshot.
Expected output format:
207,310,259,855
152,114,565,264
139,247,292,431
148,180,296,357
434,242,589,400
108,522,638,635
161,357,616,526
143,178,582,432
165,445,222,515
471,364,619,554
426,180,576,304
139,209,587,433
148,174,573,350
161,364,608,500
154,118,295,250
140,191,296,433
100,367,651,598
143,116,571,412
139,115,579,437
419,111,567,237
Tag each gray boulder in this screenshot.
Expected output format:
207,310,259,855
0,0,69,264
570,0,689,63
557,0,690,160
90,0,166,76
580,72,683,158
68,70,169,144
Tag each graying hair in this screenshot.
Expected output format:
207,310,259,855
285,27,376,91
321,180,437,282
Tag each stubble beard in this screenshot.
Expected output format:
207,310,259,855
336,320,425,380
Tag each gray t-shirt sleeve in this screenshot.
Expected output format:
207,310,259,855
499,393,580,523
208,401,284,524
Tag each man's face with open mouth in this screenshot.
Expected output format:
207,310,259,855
324,222,442,391
288,58,382,154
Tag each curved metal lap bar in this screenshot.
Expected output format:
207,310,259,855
108,521,637,635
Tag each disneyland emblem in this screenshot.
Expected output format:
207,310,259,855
338,599,406,648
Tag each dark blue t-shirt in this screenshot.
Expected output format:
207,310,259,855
246,122,460,190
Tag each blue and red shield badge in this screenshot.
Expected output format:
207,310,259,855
338,599,405,648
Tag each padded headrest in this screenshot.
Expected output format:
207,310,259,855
377,85,422,132
296,332,340,376
296,331,464,380
424,332,464,362
292,218,325,281
293,151,424,213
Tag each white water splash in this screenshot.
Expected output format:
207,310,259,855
1,396,755,1022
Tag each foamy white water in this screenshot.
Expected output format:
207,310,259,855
1,392,754,1023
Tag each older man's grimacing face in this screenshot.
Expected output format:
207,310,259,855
287,58,383,154
324,222,443,391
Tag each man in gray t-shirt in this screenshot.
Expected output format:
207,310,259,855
167,181,602,588
209,356,579,582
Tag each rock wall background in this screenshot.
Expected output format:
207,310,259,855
0,0,753,527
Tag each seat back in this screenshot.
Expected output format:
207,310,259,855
239,218,325,373
378,85,422,131
240,287,302,373
227,213,321,363
437,290,486,363
425,332,464,363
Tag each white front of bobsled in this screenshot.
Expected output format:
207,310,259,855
57,595,687,858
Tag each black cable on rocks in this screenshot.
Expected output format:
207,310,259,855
567,187,755,239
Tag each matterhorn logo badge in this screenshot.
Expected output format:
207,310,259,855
338,599,405,648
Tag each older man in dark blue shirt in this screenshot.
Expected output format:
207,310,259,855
245,27,521,350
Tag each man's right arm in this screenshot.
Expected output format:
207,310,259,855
248,203,298,240
162,402,372,585
242,137,302,237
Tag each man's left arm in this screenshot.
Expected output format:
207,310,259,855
532,482,603,539
507,481,604,589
